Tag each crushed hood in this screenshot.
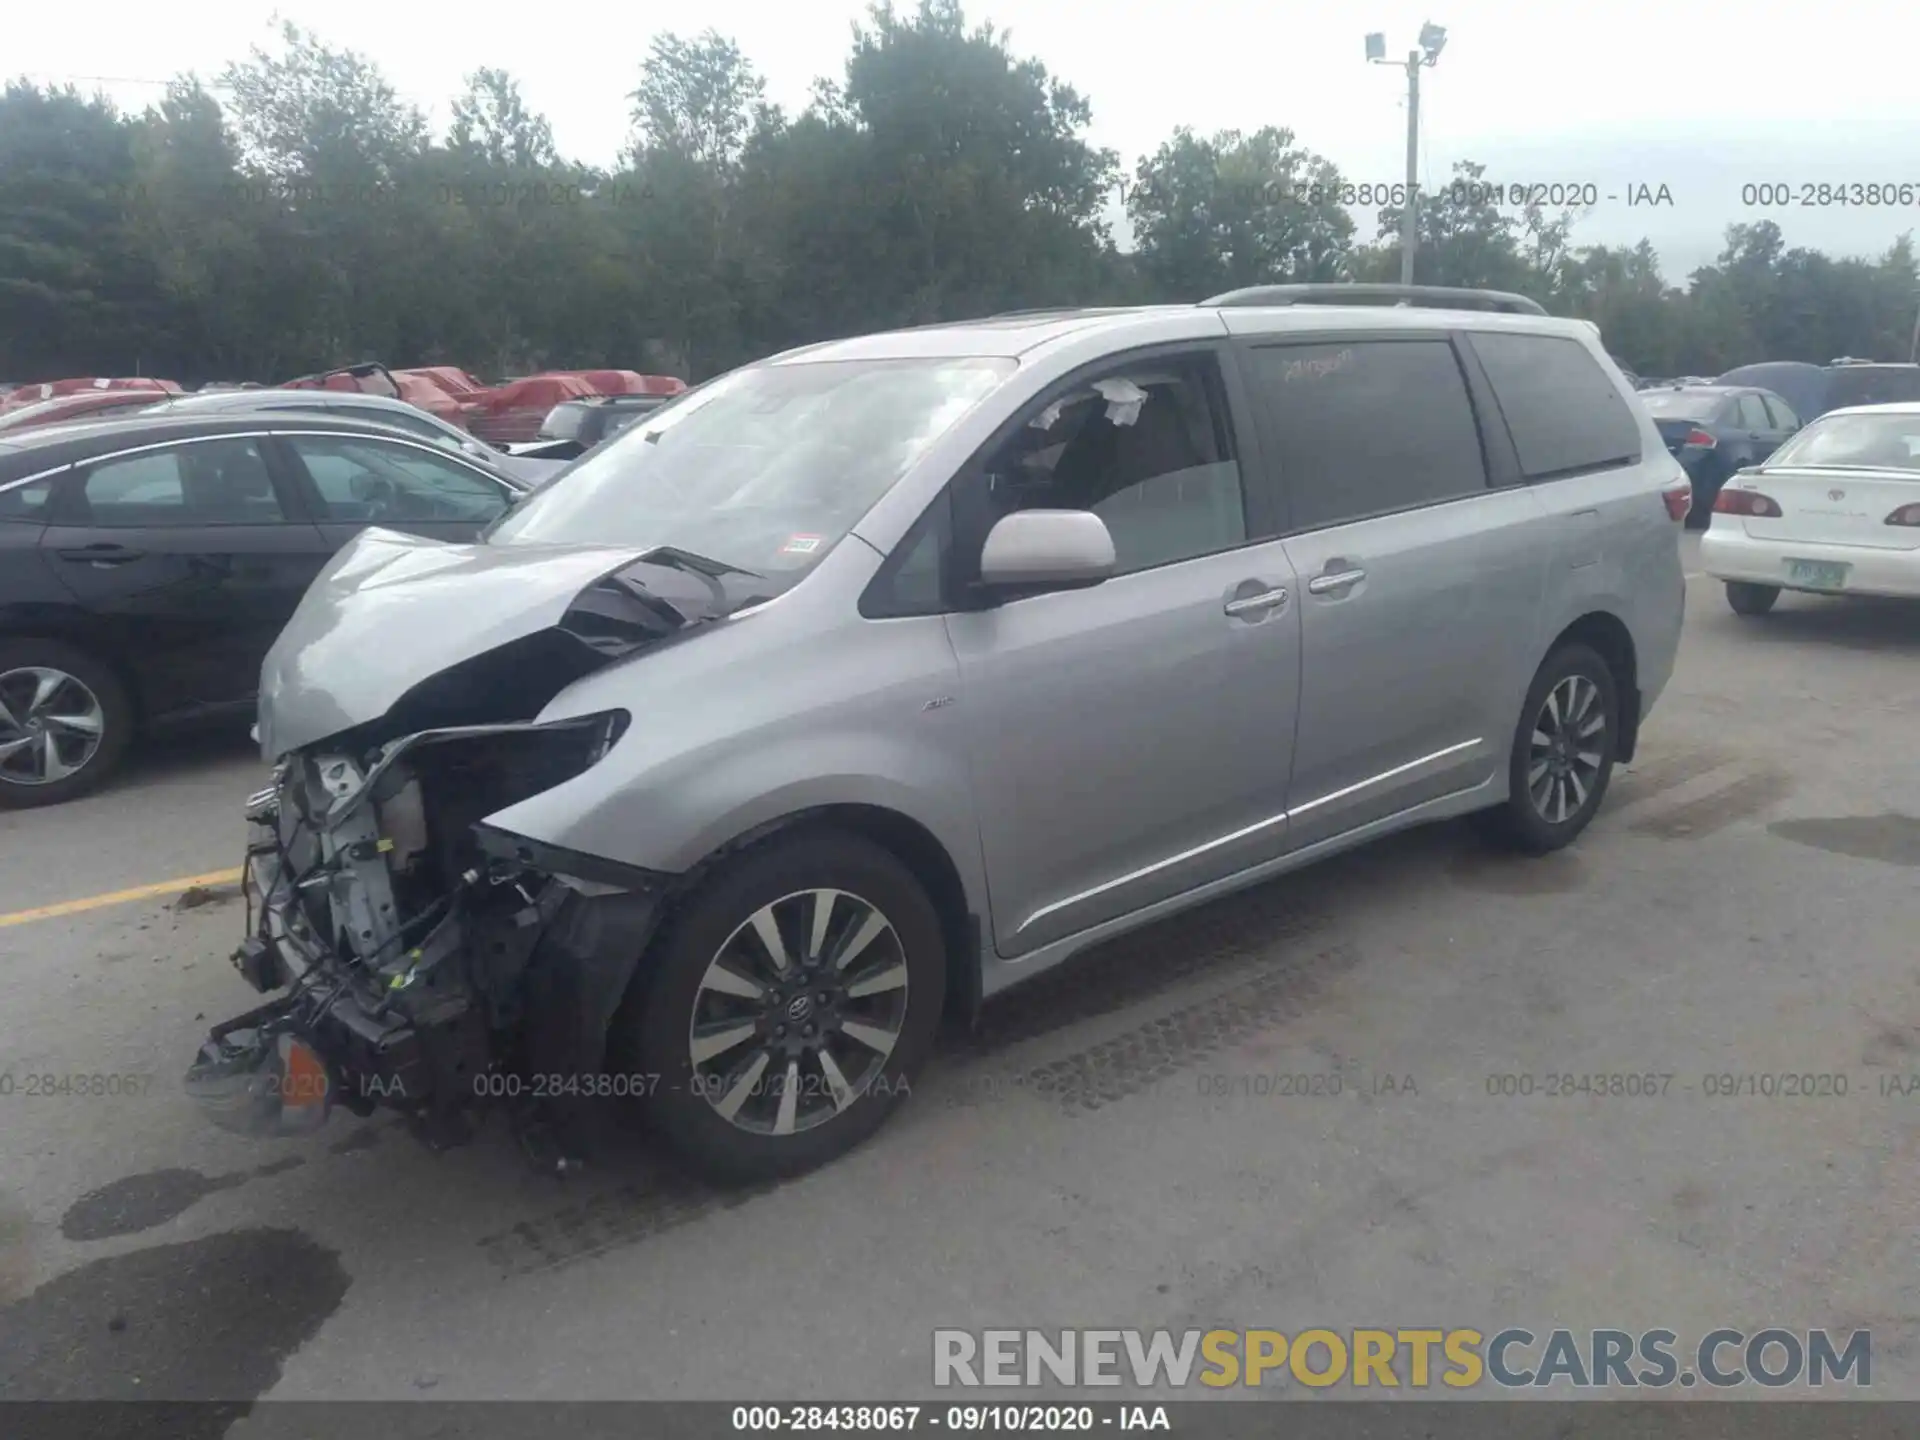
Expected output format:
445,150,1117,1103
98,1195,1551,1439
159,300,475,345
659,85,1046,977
257,527,742,759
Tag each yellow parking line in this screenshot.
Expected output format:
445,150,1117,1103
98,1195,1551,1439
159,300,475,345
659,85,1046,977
0,868,243,929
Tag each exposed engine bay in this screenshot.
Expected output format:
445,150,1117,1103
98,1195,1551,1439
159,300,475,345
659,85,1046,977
185,537,773,1166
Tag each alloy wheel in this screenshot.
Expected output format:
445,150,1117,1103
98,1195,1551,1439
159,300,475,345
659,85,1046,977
689,888,910,1136
1526,673,1606,825
0,666,106,786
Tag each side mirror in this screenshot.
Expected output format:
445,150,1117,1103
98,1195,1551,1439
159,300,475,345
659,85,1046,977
978,509,1115,591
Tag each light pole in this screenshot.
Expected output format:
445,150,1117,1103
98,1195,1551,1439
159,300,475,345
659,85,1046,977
1367,22,1447,286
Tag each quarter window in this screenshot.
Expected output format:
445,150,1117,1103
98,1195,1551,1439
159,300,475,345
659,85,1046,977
0,477,56,522
1468,331,1643,480
77,439,285,526
978,354,1247,575
1248,339,1488,531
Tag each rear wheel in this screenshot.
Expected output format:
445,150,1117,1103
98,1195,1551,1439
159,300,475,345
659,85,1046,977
620,829,946,1184
0,640,134,808
1725,581,1779,616
1483,642,1619,854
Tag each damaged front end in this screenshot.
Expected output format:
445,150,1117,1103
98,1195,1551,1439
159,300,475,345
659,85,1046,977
187,532,760,1161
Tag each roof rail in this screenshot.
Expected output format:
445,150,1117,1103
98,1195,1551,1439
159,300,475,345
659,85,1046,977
985,306,1142,320
1201,283,1548,317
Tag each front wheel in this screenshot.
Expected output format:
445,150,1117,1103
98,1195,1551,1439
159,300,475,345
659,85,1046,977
620,829,946,1184
1725,581,1779,616
1483,642,1619,854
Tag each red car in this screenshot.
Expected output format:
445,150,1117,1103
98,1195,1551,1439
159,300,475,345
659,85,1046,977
397,366,488,396
542,369,686,398
0,389,173,433
459,373,604,444
0,377,180,415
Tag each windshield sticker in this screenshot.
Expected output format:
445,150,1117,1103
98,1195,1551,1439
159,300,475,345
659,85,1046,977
780,534,824,555
1092,377,1149,427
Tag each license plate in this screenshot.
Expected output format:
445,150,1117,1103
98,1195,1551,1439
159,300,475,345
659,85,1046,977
1785,559,1849,590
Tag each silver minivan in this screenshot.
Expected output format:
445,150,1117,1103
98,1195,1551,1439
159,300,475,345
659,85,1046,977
190,286,1691,1181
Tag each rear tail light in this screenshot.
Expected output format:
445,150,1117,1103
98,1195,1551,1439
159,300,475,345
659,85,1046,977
1714,489,1783,518
1887,503,1920,527
1682,428,1716,449
1661,480,1693,523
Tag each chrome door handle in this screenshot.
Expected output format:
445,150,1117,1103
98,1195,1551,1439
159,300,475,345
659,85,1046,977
1224,586,1288,617
1307,568,1366,595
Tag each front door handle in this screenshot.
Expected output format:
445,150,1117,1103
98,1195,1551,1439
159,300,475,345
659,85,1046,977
1224,586,1289,618
1307,568,1366,595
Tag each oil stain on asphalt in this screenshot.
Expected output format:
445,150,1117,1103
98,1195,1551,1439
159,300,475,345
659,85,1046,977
0,1227,347,1429
1770,813,1920,867
60,1160,307,1242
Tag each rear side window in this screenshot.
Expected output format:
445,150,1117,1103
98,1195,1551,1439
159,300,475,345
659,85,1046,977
78,440,285,526
1247,338,1488,532
1761,394,1800,430
1734,394,1772,429
1469,332,1643,480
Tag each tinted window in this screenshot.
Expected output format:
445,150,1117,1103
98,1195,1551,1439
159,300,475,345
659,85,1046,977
980,354,1246,574
1825,367,1920,411
1469,332,1643,480
1249,339,1487,531
285,435,509,524
1735,394,1772,429
78,439,284,526
0,477,56,522
1760,394,1800,430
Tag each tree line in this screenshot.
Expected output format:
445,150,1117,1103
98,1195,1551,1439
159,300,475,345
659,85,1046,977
2,0,1915,389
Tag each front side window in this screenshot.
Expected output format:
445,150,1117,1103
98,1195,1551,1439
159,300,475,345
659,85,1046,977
1765,412,1920,471
1249,339,1488,531
77,439,284,526
486,357,1014,590
285,435,511,523
975,354,1247,575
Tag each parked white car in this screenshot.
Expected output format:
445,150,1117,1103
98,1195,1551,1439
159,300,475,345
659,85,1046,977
1700,402,1920,614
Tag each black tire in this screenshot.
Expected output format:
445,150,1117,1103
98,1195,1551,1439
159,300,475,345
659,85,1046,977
1482,642,1619,855
619,828,946,1184
1725,581,1779,616
0,638,134,809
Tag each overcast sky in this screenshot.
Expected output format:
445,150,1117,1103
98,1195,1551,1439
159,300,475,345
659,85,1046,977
13,0,1920,280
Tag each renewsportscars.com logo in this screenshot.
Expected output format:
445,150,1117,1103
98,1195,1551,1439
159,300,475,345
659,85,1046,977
932,1328,1871,1390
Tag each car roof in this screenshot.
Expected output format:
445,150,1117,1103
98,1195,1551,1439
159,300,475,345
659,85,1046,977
765,301,1599,365
0,410,473,477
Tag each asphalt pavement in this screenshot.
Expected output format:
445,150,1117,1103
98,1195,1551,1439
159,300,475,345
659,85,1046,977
3,535,1918,1414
